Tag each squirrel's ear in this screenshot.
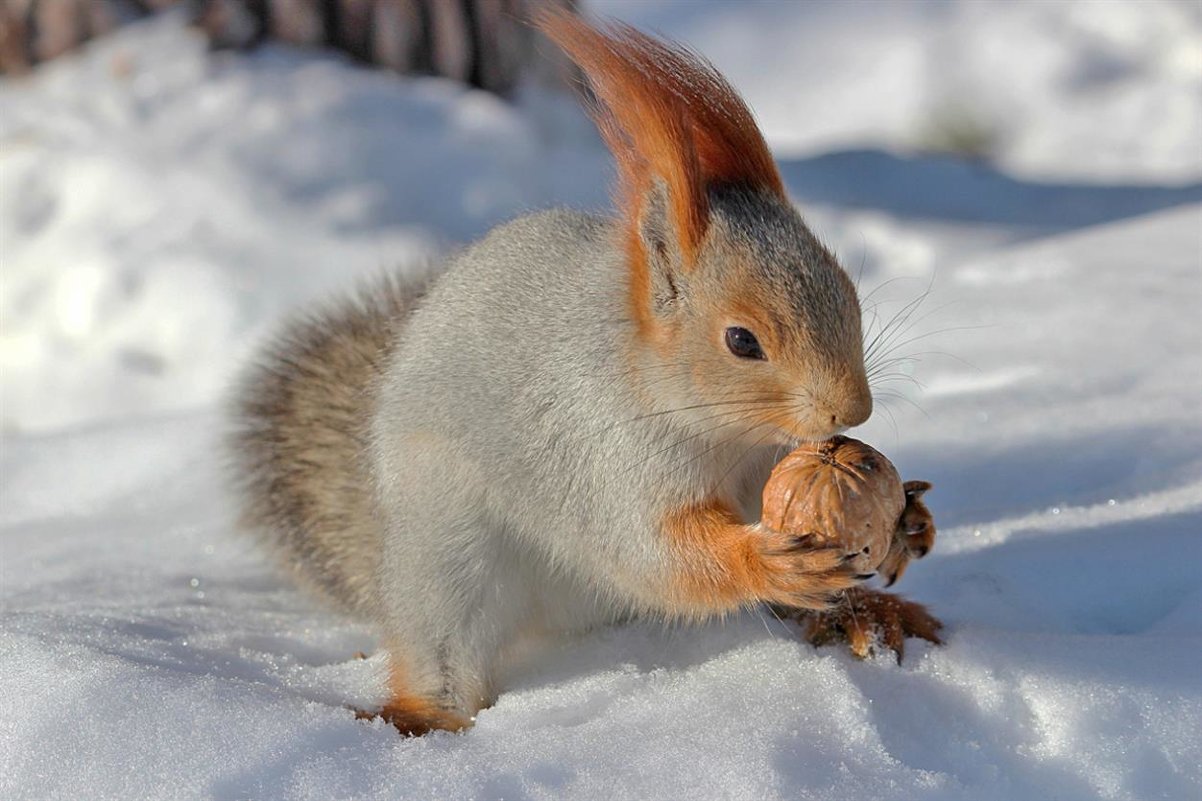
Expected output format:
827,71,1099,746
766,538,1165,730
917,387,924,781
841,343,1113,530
639,179,685,314
538,10,785,337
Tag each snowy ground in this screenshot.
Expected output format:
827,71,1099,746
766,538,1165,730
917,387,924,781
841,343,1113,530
3,4,1202,800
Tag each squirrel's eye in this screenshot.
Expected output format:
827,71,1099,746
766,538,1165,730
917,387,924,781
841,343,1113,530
724,327,766,360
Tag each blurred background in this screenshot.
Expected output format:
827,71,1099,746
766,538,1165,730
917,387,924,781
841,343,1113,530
1,0,1200,434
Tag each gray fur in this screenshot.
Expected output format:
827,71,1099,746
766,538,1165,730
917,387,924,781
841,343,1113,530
230,194,870,718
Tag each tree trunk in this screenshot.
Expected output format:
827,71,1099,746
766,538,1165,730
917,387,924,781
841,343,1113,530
0,0,578,97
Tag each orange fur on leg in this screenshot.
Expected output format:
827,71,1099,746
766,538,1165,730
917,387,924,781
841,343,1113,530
355,658,471,736
662,500,864,618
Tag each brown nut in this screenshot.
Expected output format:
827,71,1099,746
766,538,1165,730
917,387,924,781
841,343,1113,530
761,436,905,574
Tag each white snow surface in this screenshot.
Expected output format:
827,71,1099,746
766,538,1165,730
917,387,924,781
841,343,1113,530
597,0,1202,183
3,5,1202,801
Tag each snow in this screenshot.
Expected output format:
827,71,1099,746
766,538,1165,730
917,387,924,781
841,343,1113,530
2,4,1201,800
0,17,607,432
596,0,1202,183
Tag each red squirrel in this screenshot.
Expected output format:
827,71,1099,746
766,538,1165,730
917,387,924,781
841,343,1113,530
230,10,940,735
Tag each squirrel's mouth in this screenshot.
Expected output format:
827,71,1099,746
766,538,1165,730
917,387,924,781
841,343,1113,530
751,408,850,446
784,426,849,447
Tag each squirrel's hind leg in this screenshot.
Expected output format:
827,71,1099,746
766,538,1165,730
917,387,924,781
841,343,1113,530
354,650,475,735
777,588,943,663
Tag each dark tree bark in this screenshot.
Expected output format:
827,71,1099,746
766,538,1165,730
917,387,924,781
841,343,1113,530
2,0,580,97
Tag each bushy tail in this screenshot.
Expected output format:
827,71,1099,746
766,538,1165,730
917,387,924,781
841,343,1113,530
228,270,434,615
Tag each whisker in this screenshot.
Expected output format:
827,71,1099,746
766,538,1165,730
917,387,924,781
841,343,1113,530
868,323,990,370
663,419,776,485
859,275,919,307
874,390,930,420
876,399,901,445
868,372,926,390
866,305,957,367
709,421,781,498
862,277,931,348
853,232,869,294
865,296,976,369
622,404,792,474
602,397,789,431
864,284,934,366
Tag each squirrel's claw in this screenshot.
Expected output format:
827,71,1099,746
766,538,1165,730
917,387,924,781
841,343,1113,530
757,533,877,610
780,587,944,663
879,479,937,586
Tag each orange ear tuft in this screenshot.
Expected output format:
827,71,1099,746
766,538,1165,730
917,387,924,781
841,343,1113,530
537,9,784,273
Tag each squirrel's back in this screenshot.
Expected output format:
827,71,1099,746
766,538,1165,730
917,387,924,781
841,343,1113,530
229,270,434,615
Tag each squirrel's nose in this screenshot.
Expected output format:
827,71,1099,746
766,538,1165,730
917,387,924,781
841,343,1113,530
831,385,873,429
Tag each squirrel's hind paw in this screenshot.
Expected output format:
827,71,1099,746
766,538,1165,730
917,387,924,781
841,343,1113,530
778,588,943,663
353,703,472,736
352,691,472,736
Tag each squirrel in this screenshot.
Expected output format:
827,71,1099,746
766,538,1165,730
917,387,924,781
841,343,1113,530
229,10,941,736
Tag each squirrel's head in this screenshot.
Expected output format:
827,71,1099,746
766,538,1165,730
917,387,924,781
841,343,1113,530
541,12,871,443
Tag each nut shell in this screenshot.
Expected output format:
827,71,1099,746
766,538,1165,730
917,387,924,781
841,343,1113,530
761,436,905,574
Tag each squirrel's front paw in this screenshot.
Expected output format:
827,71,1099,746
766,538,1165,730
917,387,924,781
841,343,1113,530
878,480,936,587
780,587,943,663
755,527,874,610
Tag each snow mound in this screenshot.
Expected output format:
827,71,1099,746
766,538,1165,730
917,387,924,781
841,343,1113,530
0,14,606,433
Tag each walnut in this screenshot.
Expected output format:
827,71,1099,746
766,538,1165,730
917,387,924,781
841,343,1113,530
761,436,905,574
